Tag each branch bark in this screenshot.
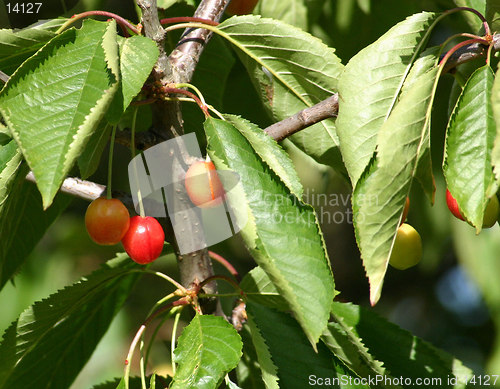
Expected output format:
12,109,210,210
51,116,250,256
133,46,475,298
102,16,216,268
136,0,229,310
168,0,229,83
264,94,339,141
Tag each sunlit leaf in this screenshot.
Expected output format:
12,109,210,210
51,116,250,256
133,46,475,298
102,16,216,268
0,20,119,208
205,117,335,345
171,315,242,389
444,65,496,231
0,255,141,389
218,15,344,169
353,50,440,305
336,11,438,186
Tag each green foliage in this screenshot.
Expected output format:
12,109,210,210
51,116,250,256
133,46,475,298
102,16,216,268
351,46,440,304
444,65,497,230
0,139,22,212
0,168,72,291
223,114,303,197
205,117,335,345
0,255,141,389
171,315,243,389
0,18,67,76
107,35,159,124
486,0,500,32
0,20,119,208
77,121,113,179
336,11,438,186
218,15,344,169
1,2,498,388
91,375,168,389
247,302,368,389
490,63,500,186
329,302,473,387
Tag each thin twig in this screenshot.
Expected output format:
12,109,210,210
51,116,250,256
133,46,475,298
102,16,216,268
264,94,339,142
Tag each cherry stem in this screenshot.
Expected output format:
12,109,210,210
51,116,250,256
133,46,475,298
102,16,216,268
144,297,189,327
143,293,178,369
125,300,185,389
208,250,240,282
439,38,489,67
162,87,210,117
487,42,494,66
159,16,219,26
139,269,187,294
443,7,491,37
124,324,146,389
130,106,145,217
106,124,117,200
56,10,140,35
199,275,244,296
171,310,182,375
173,83,207,106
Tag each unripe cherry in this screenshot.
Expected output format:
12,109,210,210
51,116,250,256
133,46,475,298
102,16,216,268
389,223,422,270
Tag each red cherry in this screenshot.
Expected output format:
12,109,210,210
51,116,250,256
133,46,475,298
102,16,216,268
185,161,225,208
121,216,165,264
445,189,465,221
226,0,259,15
85,198,130,245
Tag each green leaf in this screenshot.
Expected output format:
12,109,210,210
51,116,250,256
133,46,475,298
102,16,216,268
414,134,436,204
330,302,473,387
0,169,72,291
0,139,22,212
240,266,286,311
205,117,335,346
171,315,243,389
218,15,344,169
321,308,394,388
453,0,486,30
336,11,438,187
244,310,279,389
236,321,276,389
223,114,303,197
253,0,309,30
0,19,120,208
191,35,235,109
77,121,112,179
247,302,368,389
444,66,496,231
486,0,500,32
225,375,243,389
107,35,159,124
490,62,500,189
353,51,440,305
0,254,141,389
0,18,67,76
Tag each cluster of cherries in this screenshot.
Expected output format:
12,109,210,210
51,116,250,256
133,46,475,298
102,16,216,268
85,161,224,264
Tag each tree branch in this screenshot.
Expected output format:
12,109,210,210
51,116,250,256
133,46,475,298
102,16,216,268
264,94,339,141
168,0,229,83
136,0,229,311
